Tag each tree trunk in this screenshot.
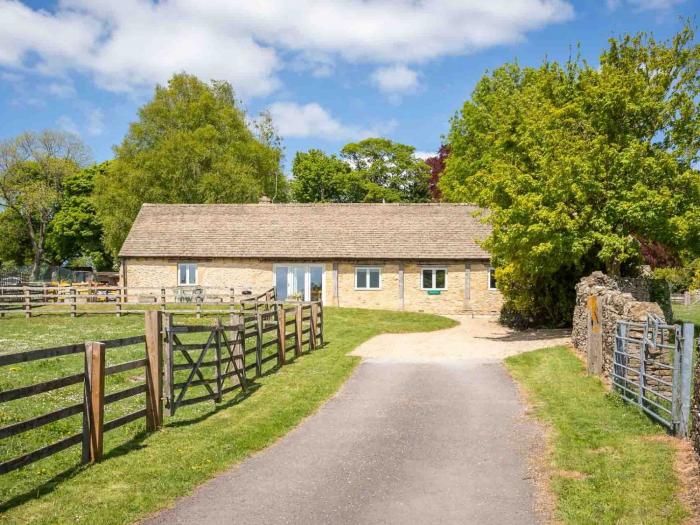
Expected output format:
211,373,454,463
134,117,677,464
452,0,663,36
27,220,45,282
30,246,43,281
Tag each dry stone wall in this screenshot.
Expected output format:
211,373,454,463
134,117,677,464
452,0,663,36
572,272,667,381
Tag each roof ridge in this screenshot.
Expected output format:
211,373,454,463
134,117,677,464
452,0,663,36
141,202,480,207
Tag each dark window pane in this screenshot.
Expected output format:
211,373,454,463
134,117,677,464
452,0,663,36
275,266,288,300
422,269,432,289
435,269,446,289
369,269,380,288
179,265,186,285
310,266,323,301
356,269,367,288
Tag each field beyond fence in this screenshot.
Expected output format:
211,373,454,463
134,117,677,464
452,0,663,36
0,285,278,318
0,300,323,477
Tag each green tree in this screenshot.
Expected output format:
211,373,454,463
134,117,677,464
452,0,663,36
440,25,700,327
95,73,286,258
0,209,33,267
340,138,430,202
291,149,353,202
0,131,90,279
290,139,430,203
46,162,112,270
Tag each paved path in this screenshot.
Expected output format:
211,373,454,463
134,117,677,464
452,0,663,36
145,317,569,525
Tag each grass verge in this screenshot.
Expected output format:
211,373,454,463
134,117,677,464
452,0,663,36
673,304,700,331
0,307,456,525
505,346,687,524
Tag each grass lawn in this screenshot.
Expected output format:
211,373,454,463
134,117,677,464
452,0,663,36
0,307,456,525
506,346,687,525
673,304,700,330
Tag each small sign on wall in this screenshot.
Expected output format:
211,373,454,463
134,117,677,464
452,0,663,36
427,290,441,296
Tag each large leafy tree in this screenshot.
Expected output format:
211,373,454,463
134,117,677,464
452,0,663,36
425,145,450,201
0,131,91,279
291,139,430,203
440,25,700,326
0,210,33,267
291,149,353,202
95,73,286,258
46,162,112,270
340,138,430,202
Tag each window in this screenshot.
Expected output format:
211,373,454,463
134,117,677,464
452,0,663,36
488,267,497,290
355,267,381,290
421,268,447,290
178,263,197,285
273,264,324,301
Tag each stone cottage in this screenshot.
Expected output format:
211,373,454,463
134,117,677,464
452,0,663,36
118,202,503,315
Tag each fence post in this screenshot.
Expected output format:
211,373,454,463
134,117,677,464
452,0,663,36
84,341,105,462
295,304,303,356
318,302,324,347
145,311,163,431
214,318,223,402
70,287,77,318
116,287,123,317
684,291,691,306
23,287,31,319
229,288,235,316
277,304,286,365
230,312,245,387
586,296,603,375
196,296,202,319
310,303,318,350
639,329,647,409
255,312,263,377
614,322,627,392
679,323,694,437
164,313,175,417
160,288,166,313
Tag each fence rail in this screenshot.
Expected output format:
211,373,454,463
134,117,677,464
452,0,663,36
0,300,324,474
0,286,277,318
612,314,694,435
0,330,157,475
671,290,700,305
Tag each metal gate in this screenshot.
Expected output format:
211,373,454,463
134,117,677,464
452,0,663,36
165,319,246,416
613,314,694,436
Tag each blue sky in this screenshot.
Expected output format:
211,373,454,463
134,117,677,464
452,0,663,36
0,0,696,171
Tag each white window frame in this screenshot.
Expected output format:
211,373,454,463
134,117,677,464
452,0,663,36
177,263,197,286
272,264,325,302
420,267,448,291
354,266,382,290
488,266,498,290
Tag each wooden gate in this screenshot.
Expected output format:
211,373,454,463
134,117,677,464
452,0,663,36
164,317,247,416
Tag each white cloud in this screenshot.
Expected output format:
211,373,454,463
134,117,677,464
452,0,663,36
414,151,436,160
0,0,574,98
371,65,419,94
57,115,79,135
46,81,76,98
267,101,395,141
85,108,104,136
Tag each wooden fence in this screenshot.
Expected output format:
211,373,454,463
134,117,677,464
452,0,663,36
671,290,700,306
0,302,323,474
0,286,276,318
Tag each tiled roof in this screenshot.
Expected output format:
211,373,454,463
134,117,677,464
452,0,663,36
119,203,492,260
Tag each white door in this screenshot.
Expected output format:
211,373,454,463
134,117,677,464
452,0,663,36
274,264,323,301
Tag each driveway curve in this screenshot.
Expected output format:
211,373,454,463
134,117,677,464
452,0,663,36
145,317,569,525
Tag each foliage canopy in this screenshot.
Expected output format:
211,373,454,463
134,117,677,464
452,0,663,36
95,73,286,258
440,25,700,326
291,138,430,203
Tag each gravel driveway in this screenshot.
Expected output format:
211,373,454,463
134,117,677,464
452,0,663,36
145,316,569,525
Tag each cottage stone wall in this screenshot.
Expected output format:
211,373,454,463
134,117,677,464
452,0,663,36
572,272,667,381
122,257,503,315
